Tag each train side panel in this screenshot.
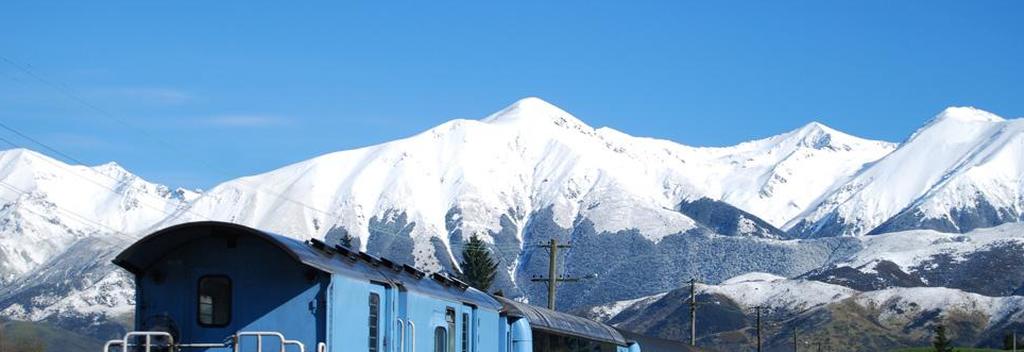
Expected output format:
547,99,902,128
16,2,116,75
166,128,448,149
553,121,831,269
475,308,501,352
135,234,326,352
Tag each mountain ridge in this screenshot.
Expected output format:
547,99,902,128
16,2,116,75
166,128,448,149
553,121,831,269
0,98,1021,347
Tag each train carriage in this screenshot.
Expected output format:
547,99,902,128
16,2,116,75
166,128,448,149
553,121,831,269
104,221,645,352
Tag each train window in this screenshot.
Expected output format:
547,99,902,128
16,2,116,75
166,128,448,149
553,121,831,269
445,308,456,352
197,275,231,327
461,313,469,352
434,327,447,352
368,293,380,352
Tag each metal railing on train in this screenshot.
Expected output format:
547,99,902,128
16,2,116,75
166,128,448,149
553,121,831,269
103,331,307,352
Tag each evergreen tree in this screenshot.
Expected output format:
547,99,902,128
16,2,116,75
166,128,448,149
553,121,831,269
1006,332,1017,350
459,234,498,291
933,324,954,352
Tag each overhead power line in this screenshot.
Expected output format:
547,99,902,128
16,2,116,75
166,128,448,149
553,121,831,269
0,132,211,223
0,55,530,273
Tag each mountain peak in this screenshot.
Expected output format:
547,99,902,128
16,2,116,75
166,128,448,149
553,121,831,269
793,121,836,137
481,97,591,130
905,106,1006,143
0,148,56,170
91,161,135,180
932,106,1004,124
784,121,848,150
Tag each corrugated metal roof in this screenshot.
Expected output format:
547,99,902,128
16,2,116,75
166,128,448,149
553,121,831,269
114,221,501,310
493,295,628,346
617,329,695,352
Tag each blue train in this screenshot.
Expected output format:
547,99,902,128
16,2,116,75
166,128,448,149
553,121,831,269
102,221,679,352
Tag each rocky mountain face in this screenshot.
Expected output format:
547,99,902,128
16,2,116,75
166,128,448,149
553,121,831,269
0,98,1021,348
583,270,1024,351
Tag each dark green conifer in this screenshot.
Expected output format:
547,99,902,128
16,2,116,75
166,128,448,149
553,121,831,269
459,234,498,291
933,324,953,352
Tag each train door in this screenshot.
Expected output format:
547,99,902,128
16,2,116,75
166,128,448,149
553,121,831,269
458,305,474,352
327,278,389,352
431,306,457,352
368,284,387,352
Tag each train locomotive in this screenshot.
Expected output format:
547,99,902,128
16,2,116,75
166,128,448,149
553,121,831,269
103,221,664,352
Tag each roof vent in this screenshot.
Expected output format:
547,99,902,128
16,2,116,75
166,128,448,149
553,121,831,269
308,239,332,254
403,264,425,279
431,273,451,286
378,257,402,272
333,245,358,261
359,252,382,266
446,274,470,291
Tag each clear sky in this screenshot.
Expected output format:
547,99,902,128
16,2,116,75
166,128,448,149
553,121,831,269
1,1,1021,189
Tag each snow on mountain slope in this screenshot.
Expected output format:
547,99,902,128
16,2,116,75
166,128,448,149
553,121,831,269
589,273,857,322
857,286,1024,327
0,98,900,340
657,122,896,227
788,107,1024,237
590,273,1024,350
0,233,135,338
828,222,1024,273
801,222,1024,296
0,149,193,338
0,148,195,284
599,273,1024,328
171,97,710,272
167,98,892,270
704,272,856,312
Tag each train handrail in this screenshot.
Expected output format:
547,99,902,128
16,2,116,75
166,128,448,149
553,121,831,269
407,320,416,352
103,331,176,352
234,331,306,352
103,330,306,352
396,318,405,352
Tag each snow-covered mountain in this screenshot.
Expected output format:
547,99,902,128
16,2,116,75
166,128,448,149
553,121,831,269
0,97,1022,347
788,107,1024,237
0,148,195,284
586,272,1024,350
0,149,196,339
801,222,1024,296
155,97,894,302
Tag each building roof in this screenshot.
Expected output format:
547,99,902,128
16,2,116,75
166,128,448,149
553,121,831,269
493,295,628,346
113,221,501,310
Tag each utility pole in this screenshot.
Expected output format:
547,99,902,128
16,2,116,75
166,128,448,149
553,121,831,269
689,278,697,347
793,327,798,352
753,306,764,352
687,278,708,347
530,239,581,310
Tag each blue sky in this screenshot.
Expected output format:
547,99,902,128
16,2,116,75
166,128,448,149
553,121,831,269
1,1,1022,188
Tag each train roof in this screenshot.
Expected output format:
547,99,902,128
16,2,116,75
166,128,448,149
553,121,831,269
493,295,628,346
113,221,501,310
617,329,696,352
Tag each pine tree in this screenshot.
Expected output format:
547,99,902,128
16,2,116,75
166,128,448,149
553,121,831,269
933,324,954,352
459,234,498,291
1006,331,1017,350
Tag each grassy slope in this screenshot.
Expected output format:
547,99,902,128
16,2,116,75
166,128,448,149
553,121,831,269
891,348,1004,352
0,320,105,352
